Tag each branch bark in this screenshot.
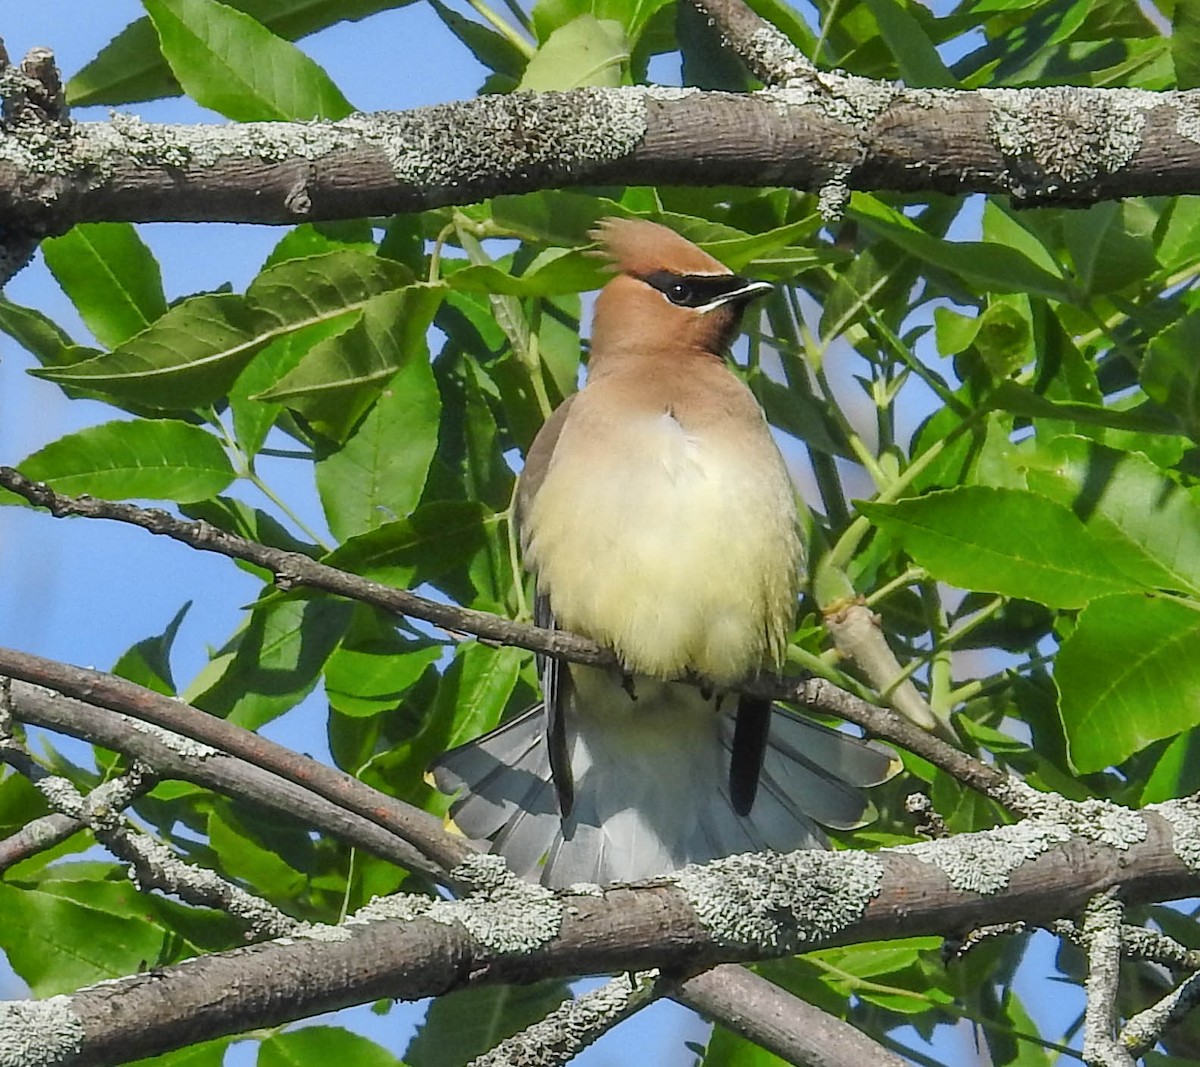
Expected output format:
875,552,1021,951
6,679,438,876
6,72,1200,234
679,964,910,1067
2,799,1197,1067
0,646,475,879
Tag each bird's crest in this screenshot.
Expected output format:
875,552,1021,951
590,217,731,278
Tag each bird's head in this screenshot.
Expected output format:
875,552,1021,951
588,217,772,367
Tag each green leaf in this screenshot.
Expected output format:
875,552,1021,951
445,248,606,297
851,194,1073,302
322,501,491,588
237,250,419,448
248,250,416,329
112,602,192,695
1143,314,1200,434
430,0,529,78
1022,436,1200,595
519,14,630,90
228,317,348,458
860,487,1147,608
0,880,167,996
261,220,377,270
973,296,1034,378
181,496,318,557
377,641,526,803
207,803,306,900
144,0,354,120
981,200,1062,278
0,294,76,366
703,1025,792,1066
0,774,52,839
862,0,957,87
492,191,618,247
933,306,981,356
989,382,1184,436
35,251,414,412
255,284,446,441
68,1,413,107
189,596,352,729
262,1027,404,1067
32,293,264,409
1141,727,1200,803
41,223,167,348
1175,0,1200,88
404,977,568,1067
10,420,234,503
750,372,851,457
1057,594,1200,772
325,635,441,718
1062,200,1159,295
126,1037,234,1067
315,344,443,540
68,16,184,106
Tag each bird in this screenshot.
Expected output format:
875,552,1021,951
432,217,898,887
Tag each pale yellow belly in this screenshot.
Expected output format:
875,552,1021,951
525,411,800,683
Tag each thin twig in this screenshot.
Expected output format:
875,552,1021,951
469,971,661,1066
1121,970,1200,1057
0,645,475,879
0,467,1012,805
0,729,298,936
1052,918,1200,972
1080,890,1135,1067
678,964,910,1067
683,0,820,85
7,679,440,877
0,809,82,870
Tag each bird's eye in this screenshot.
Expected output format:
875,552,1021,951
667,282,693,305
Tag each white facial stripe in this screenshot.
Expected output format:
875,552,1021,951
695,281,774,314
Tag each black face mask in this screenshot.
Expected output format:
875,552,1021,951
640,271,762,310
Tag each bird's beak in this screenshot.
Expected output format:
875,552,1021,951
697,279,774,314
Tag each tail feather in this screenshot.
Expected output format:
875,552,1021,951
431,686,897,888
767,710,900,787
434,707,553,843
739,768,828,853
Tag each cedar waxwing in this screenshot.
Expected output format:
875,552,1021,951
433,218,898,887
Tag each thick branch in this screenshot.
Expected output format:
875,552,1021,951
6,79,1200,232
4,803,1198,1067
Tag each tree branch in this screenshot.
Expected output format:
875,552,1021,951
0,809,81,871
0,646,475,880
2,800,1198,1066
678,964,910,1067
6,58,1200,234
0,734,297,938
683,0,820,86
0,43,65,284
469,971,661,1066
6,678,440,877
1080,891,1135,1067
0,466,1010,805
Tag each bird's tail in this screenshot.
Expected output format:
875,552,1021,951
432,690,899,888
